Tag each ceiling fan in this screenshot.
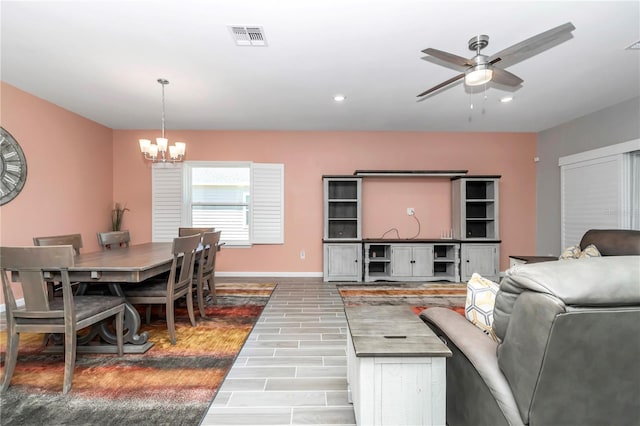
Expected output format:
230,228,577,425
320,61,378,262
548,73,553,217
417,22,575,98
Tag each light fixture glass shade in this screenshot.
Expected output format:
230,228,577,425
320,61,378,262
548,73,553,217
148,144,159,158
169,145,178,159
175,142,186,156
139,139,151,153
156,137,168,152
465,66,493,86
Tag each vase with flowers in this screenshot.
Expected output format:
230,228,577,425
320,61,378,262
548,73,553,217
111,202,130,232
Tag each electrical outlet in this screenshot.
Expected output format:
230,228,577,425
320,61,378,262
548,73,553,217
407,207,415,216
300,250,305,259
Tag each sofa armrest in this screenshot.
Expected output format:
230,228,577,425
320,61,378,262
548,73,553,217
420,308,524,425
580,229,640,255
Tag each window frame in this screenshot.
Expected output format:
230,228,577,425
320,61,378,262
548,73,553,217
181,161,284,247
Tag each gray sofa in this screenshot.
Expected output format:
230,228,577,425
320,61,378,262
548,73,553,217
420,230,640,426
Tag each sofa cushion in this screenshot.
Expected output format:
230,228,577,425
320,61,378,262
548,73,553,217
465,273,499,341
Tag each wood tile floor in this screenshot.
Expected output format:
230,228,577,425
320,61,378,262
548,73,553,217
201,278,356,426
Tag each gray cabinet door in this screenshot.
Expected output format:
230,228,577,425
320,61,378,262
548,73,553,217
324,243,362,281
461,243,499,282
391,245,434,279
391,246,413,277
412,246,434,277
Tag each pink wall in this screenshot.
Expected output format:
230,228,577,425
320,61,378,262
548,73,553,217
0,83,114,251
113,130,537,273
0,81,536,280
0,82,114,302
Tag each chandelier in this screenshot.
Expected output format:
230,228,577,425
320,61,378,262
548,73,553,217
138,78,186,163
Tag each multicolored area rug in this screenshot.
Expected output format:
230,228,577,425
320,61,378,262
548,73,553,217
0,282,275,426
338,282,467,316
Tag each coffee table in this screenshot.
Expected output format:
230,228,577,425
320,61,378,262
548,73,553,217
345,305,451,426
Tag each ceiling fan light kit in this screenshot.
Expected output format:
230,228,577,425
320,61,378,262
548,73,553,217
465,65,493,86
417,22,576,98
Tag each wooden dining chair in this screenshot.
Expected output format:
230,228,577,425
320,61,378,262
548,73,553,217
178,227,214,237
97,230,130,250
123,233,200,345
0,246,125,394
33,233,83,255
33,233,84,298
193,231,222,318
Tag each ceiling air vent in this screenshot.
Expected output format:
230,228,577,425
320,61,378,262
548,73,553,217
229,26,267,46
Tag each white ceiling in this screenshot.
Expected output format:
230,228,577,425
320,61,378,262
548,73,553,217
1,1,639,133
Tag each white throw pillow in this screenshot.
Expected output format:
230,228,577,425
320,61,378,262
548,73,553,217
465,273,499,341
559,244,581,260
579,244,601,258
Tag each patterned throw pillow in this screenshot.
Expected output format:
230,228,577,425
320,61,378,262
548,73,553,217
579,244,601,258
559,244,581,260
465,273,499,341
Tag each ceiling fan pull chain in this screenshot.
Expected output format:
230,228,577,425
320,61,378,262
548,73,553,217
482,84,488,115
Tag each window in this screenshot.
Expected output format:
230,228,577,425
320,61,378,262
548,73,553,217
559,139,640,249
152,162,284,245
190,165,251,243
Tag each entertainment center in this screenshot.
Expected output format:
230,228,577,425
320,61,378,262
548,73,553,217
322,171,501,283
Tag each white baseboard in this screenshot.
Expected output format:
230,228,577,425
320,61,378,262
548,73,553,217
0,298,24,314
216,271,323,278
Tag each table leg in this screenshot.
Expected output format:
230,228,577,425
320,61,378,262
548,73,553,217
93,283,151,348
45,283,153,354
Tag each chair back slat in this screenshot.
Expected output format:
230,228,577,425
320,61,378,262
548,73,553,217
18,270,52,311
33,234,83,255
172,234,201,291
97,231,131,250
200,231,222,276
0,246,75,314
178,227,215,237
0,246,75,269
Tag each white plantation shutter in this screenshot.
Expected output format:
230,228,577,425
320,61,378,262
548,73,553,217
152,163,183,242
560,146,635,249
251,163,284,244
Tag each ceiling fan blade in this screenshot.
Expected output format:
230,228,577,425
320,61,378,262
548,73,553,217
422,48,473,68
417,73,465,98
488,22,575,64
491,67,523,86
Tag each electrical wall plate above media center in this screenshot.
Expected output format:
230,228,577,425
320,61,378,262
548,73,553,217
322,170,501,283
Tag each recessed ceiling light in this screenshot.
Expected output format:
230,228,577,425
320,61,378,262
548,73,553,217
333,94,346,102
500,96,513,103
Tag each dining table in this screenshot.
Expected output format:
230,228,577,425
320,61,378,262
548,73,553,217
44,242,175,354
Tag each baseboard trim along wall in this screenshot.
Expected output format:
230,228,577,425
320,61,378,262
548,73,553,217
216,271,324,278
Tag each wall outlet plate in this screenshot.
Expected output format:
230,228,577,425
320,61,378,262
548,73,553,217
407,207,415,216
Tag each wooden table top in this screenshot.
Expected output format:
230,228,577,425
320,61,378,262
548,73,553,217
68,242,174,283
